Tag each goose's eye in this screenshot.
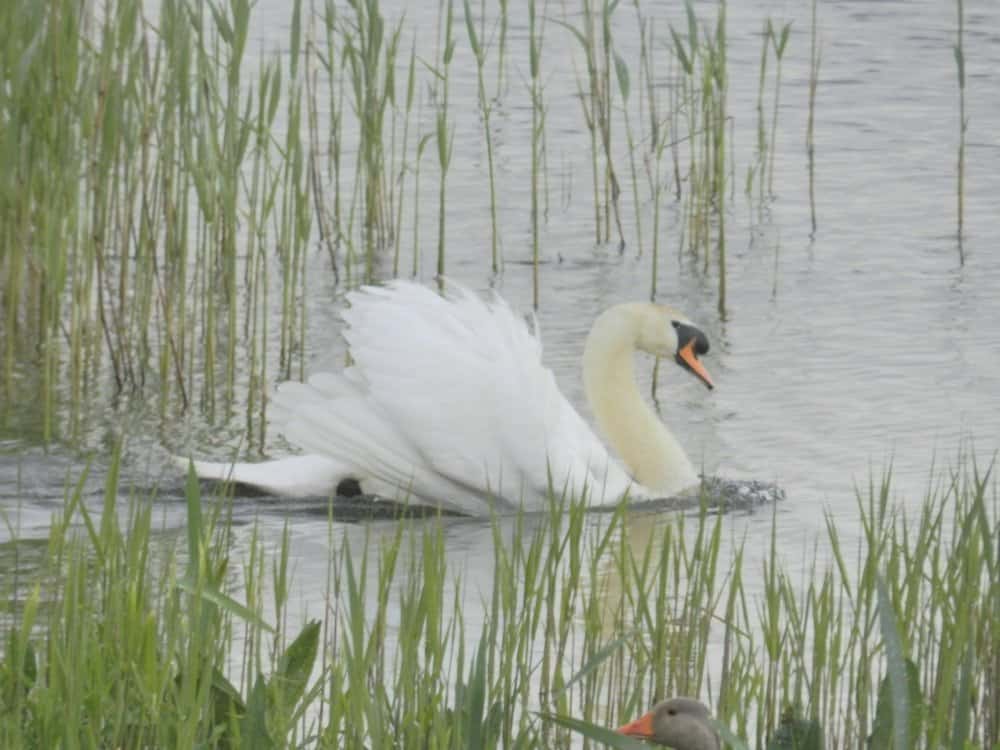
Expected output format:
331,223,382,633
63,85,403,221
671,321,680,330
667,708,677,716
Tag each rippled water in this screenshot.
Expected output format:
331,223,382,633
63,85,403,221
2,0,999,691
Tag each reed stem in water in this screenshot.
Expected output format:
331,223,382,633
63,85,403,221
435,0,456,278
529,0,544,307
463,0,501,273
955,0,966,262
767,21,791,198
806,0,821,236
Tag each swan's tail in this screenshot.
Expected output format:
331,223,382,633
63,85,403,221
173,454,345,497
274,382,444,496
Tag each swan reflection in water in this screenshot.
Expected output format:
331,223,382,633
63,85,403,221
182,280,782,515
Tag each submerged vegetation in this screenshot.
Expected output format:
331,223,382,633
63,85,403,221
0,453,997,747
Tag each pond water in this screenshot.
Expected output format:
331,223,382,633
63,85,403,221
1,0,999,709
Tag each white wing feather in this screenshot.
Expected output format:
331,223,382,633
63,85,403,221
271,280,637,513
185,280,639,514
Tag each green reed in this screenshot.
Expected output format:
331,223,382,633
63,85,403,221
665,1,729,311
638,19,681,303
711,3,728,316
0,0,314,442
307,1,342,284
807,0,821,235
1,446,995,748
412,125,434,278
0,0,83,440
529,0,545,308
625,7,653,263
752,19,770,202
434,0,456,279
767,21,792,198
749,18,790,209
590,0,622,250
463,0,502,273
316,0,345,262
392,41,419,276
318,0,424,286
0,0,817,445
955,0,966,261
558,0,626,250
342,0,401,282
495,0,510,100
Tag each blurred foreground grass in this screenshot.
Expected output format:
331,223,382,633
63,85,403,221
0,450,996,748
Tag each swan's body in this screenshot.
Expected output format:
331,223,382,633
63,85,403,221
184,280,714,515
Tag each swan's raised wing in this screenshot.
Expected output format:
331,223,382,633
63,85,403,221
273,280,636,513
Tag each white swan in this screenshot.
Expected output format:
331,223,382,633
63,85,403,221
184,280,714,515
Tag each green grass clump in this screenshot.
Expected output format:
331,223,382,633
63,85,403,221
0,0,313,439
664,2,731,310
0,455,321,748
0,451,997,748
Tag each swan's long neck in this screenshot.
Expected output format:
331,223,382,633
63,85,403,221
583,305,697,496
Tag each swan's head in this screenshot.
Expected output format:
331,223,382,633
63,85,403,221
635,306,714,390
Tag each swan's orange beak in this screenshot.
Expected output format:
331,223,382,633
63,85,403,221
617,710,656,738
677,339,715,390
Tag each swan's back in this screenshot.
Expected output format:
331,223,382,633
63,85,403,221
273,281,634,513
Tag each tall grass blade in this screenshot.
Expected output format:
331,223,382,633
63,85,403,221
539,713,650,750
875,575,916,749
949,645,974,750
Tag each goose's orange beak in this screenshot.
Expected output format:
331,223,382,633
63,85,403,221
677,339,714,390
617,710,656,738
